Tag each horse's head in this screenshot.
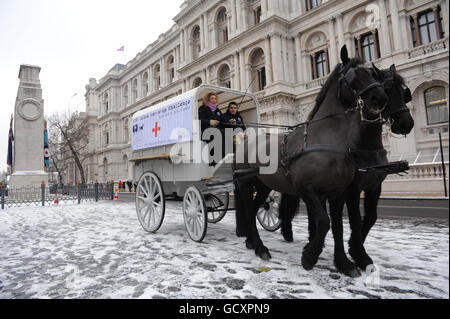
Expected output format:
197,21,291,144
338,46,388,118
372,64,414,135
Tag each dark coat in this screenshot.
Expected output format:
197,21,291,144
221,110,246,130
198,105,223,134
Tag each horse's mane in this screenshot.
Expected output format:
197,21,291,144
307,57,363,121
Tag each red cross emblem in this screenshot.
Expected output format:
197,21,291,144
152,122,161,137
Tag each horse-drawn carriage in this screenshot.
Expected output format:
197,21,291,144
131,85,282,242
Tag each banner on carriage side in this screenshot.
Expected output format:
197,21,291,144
131,97,193,151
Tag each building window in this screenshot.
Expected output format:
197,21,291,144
142,72,149,96
250,48,266,92
124,119,129,143
167,55,175,83
355,31,380,62
217,8,228,46
218,64,231,88
306,0,321,11
193,77,202,88
254,6,262,25
132,79,138,102
192,26,201,60
311,50,329,79
103,93,109,114
424,86,448,125
123,85,128,106
410,7,444,47
154,64,161,89
103,158,108,177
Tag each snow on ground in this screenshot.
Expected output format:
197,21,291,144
0,200,448,299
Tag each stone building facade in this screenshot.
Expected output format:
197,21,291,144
77,0,448,196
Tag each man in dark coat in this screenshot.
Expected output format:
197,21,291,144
221,102,246,130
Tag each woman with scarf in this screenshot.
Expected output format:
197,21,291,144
198,92,223,138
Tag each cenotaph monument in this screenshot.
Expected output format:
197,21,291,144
9,65,48,187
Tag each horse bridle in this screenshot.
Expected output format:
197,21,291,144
375,75,412,127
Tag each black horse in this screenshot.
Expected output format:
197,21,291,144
277,63,414,276
234,46,388,272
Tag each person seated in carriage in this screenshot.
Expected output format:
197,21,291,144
221,102,246,130
198,92,223,139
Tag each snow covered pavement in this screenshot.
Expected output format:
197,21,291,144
0,201,448,299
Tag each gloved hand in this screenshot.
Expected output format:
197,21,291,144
210,120,220,127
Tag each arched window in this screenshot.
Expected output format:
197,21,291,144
123,154,129,176
192,77,203,88
154,64,161,89
424,86,448,125
123,118,129,143
192,26,201,60
104,124,110,145
123,85,129,107
250,48,266,92
142,72,149,96
103,93,109,114
167,55,175,83
217,64,231,88
132,78,138,102
103,158,108,177
216,8,228,46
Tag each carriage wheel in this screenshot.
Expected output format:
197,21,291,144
183,186,208,242
205,193,229,223
136,172,165,233
257,191,282,231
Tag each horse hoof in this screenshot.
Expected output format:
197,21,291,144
344,268,361,278
281,228,293,242
256,246,272,260
301,255,315,271
245,240,254,250
258,251,272,261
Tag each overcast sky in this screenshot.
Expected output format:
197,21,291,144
0,0,183,173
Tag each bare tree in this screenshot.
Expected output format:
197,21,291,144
47,110,92,185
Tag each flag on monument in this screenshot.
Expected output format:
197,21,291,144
44,121,50,167
117,45,125,52
7,116,14,167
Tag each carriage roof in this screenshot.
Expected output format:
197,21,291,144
132,85,260,123
131,85,260,154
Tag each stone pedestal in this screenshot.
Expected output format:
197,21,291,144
10,65,48,187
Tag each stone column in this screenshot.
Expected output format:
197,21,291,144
180,31,185,64
245,64,251,90
233,52,240,89
174,47,179,81
160,57,165,87
261,0,268,20
200,15,205,51
231,0,237,35
378,0,392,56
236,0,242,32
327,18,338,69
336,14,345,50
302,51,310,82
184,29,190,63
281,35,289,82
265,36,273,85
203,14,209,51
271,32,283,82
294,33,303,83
148,66,154,94
441,0,449,38
239,49,246,89
389,0,403,52
241,0,248,31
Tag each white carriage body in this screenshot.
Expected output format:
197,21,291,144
131,85,260,196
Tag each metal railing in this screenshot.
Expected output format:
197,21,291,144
0,183,114,209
